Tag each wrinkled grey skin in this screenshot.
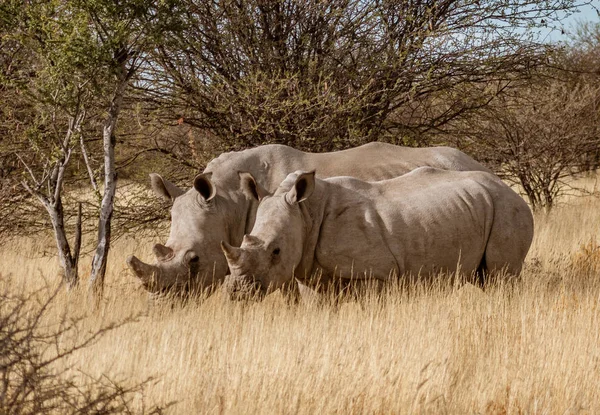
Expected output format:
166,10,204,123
222,168,534,299
127,143,492,294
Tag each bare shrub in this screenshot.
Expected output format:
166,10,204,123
446,75,600,212
0,276,169,414
146,0,577,151
445,23,600,212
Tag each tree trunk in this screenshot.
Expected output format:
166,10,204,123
88,71,128,297
46,198,81,291
41,197,81,290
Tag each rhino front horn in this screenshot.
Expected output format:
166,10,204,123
220,241,242,264
127,255,157,283
153,243,173,261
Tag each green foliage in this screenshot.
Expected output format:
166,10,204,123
0,0,181,239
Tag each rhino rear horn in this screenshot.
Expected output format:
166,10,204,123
150,173,184,202
153,243,174,261
242,234,261,246
221,241,242,264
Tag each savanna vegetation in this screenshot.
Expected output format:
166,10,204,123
2,176,600,413
1,0,600,412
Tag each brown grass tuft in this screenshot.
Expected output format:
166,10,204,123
571,238,600,275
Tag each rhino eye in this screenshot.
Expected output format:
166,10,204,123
271,248,281,264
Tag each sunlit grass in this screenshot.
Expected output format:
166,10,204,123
2,179,600,414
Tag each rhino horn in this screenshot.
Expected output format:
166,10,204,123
220,241,242,264
153,243,174,261
127,255,158,284
242,234,262,246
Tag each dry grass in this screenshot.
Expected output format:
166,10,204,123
2,186,600,414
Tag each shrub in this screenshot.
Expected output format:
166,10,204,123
0,276,169,414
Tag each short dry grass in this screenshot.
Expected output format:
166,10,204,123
2,186,600,414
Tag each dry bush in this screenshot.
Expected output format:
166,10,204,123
452,78,600,212
446,23,600,212
147,0,573,152
0,276,169,414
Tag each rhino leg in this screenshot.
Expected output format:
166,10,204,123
482,198,534,278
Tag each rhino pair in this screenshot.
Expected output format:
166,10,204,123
127,143,534,298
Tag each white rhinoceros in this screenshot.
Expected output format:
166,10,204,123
127,143,492,294
221,168,533,298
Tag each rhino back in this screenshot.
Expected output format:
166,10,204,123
312,168,515,279
301,143,491,181
204,145,307,193
203,143,490,194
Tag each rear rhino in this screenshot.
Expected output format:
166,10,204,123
221,168,534,298
127,143,492,295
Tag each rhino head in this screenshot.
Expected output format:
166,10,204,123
127,173,233,295
221,171,315,300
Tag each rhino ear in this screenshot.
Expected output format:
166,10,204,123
194,173,216,201
286,171,316,204
150,173,184,202
221,241,242,265
239,171,269,202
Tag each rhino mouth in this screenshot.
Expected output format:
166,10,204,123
224,275,263,301
127,255,198,293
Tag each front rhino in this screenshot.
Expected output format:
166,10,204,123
221,167,533,301
221,172,315,299
127,173,231,294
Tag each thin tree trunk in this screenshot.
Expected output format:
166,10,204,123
47,196,80,289
80,129,99,193
73,202,82,270
88,68,128,297
18,112,84,291
21,188,81,291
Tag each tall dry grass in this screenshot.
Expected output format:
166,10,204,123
2,181,600,414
